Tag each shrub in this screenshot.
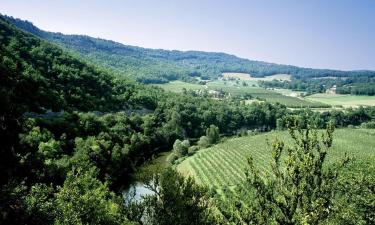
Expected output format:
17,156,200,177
244,120,349,224
188,146,200,156
197,136,211,148
206,125,220,144
167,152,179,164
360,121,375,129
173,139,190,157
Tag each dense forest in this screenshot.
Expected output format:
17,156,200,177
1,15,375,224
4,15,375,85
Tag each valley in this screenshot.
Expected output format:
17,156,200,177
1,8,375,225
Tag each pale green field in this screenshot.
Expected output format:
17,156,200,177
272,88,305,97
222,72,291,81
154,81,205,93
155,81,329,108
306,93,375,107
177,129,375,196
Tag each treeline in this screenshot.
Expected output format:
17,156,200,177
276,106,375,129
337,83,375,95
260,75,375,95
5,15,375,84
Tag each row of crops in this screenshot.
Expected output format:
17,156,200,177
177,129,375,198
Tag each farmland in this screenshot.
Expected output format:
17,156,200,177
156,80,329,108
156,80,375,108
272,88,305,97
222,72,291,82
306,93,375,107
177,129,375,197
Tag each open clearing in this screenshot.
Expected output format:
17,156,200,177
156,81,329,108
306,93,375,107
154,81,205,93
272,88,305,97
222,72,291,81
177,129,375,197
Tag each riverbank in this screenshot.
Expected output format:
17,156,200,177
123,151,172,200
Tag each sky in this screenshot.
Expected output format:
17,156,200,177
1,0,375,70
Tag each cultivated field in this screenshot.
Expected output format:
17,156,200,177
177,129,375,197
272,88,305,97
154,81,205,93
156,81,329,108
306,93,375,107
222,72,291,81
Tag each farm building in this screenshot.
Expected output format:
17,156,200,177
326,85,337,94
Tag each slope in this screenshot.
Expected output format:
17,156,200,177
0,15,159,185
177,129,375,198
4,15,375,84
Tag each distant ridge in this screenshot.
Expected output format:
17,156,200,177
3,14,375,84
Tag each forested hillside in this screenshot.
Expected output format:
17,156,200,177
5,15,375,85
0,16,294,224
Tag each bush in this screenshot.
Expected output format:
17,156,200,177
167,152,179,164
141,169,218,225
361,121,375,129
55,168,128,225
197,136,211,148
188,146,200,156
206,125,220,144
173,139,190,157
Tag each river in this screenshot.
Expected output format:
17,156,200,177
122,151,171,202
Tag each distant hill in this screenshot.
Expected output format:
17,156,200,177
0,15,154,115
3,15,375,84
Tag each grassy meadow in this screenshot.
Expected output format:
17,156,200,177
222,72,291,81
272,88,305,97
177,129,375,198
306,93,375,107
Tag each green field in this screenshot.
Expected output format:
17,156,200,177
306,93,375,107
155,81,329,108
154,81,205,92
272,88,305,97
222,72,291,82
177,129,375,197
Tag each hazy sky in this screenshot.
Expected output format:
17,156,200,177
1,0,374,70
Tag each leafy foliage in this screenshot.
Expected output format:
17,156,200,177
243,120,346,224
329,158,375,224
134,169,219,225
54,168,129,225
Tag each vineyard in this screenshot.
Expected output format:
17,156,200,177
177,129,375,198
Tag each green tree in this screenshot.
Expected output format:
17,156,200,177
243,119,348,224
329,158,375,225
23,183,56,224
141,169,218,225
54,168,130,225
197,135,211,148
206,125,220,144
172,139,190,157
